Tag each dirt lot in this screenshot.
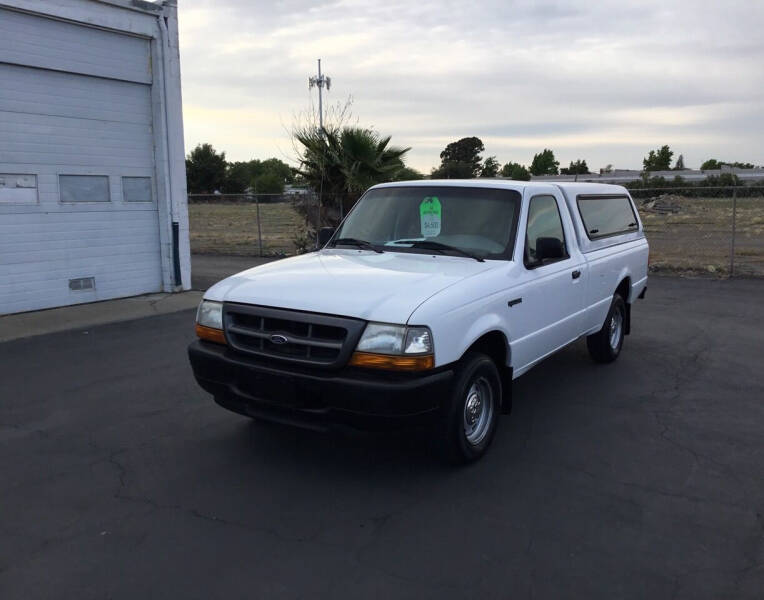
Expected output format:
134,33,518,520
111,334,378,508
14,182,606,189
189,201,303,256
188,193,764,276
638,195,764,277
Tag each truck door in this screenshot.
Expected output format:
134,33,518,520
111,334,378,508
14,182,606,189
509,191,587,372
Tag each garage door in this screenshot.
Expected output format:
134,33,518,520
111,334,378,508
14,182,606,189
0,8,162,314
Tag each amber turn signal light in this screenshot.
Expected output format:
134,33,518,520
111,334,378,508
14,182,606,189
349,351,434,371
195,323,227,345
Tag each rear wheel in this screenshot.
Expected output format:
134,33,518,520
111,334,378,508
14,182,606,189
439,352,502,464
587,294,626,363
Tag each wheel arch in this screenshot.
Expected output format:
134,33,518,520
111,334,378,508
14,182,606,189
615,275,632,303
460,328,513,414
614,275,632,334
463,329,511,369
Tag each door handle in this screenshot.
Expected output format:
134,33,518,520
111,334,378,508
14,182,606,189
508,298,522,307
572,270,581,279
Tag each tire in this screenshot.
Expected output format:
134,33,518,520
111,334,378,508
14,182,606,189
587,293,626,363
438,352,502,464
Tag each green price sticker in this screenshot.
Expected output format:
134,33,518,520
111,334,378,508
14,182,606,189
420,196,441,237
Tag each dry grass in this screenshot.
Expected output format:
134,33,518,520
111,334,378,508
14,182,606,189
638,196,764,277
189,201,304,256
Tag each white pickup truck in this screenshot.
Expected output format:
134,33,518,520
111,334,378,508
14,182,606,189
189,180,648,462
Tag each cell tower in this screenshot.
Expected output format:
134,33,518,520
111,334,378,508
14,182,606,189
308,59,331,131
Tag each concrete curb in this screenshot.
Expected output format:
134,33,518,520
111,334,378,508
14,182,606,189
0,291,203,343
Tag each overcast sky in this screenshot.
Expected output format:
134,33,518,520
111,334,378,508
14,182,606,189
178,0,764,173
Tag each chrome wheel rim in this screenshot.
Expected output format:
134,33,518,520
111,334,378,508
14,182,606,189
463,377,494,446
609,308,623,350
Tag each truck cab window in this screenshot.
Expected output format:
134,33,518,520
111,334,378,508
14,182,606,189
576,195,639,239
524,195,568,268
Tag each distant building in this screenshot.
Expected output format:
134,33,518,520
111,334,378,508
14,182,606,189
530,167,764,185
284,185,311,196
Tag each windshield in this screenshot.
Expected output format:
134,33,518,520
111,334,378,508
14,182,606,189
332,186,521,260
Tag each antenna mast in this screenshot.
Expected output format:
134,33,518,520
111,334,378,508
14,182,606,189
308,59,331,131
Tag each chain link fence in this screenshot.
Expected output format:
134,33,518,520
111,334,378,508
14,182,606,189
188,186,764,277
630,186,764,277
188,193,344,256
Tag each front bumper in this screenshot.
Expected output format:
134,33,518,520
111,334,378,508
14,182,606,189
188,340,453,431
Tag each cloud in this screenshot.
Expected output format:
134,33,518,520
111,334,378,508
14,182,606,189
178,0,764,171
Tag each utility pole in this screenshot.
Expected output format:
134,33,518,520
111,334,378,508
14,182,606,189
308,59,331,131
308,60,332,247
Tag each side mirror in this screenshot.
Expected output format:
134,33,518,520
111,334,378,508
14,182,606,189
317,227,336,248
535,237,565,261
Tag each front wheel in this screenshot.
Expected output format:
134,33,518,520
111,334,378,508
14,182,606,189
438,352,502,464
587,294,626,363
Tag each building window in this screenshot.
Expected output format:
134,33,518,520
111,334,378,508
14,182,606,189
59,175,110,203
122,177,153,203
0,174,38,205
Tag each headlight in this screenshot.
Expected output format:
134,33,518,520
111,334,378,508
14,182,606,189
356,323,433,355
356,323,405,354
196,300,223,330
404,327,432,354
351,323,434,371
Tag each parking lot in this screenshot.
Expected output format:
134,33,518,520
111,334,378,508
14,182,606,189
1,275,763,599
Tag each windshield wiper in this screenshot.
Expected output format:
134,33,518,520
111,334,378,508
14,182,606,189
393,240,484,262
331,237,383,253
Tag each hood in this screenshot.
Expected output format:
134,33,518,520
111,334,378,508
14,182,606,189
204,249,499,323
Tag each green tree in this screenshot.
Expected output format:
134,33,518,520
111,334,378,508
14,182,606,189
529,149,559,176
500,161,531,181
701,159,754,170
674,154,685,170
701,159,721,170
294,125,410,225
222,158,295,193
186,143,227,193
391,166,424,181
642,145,673,171
480,156,500,178
260,158,295,184
222,161,254,193
560,159,589,175
432,137,485,178
432,162,475,179
253,171,285,194
294,125,410,211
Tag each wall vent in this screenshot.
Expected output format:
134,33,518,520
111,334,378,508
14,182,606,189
69,277,95,291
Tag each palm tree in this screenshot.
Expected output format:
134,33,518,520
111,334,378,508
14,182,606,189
295,125,410,223
333,127,410,193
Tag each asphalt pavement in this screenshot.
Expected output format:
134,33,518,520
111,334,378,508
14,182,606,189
1,275,763,599
191,254,279,290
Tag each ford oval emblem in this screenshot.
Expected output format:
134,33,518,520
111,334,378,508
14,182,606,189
270,334,288,345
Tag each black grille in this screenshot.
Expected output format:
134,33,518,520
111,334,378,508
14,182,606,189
223,303,365,368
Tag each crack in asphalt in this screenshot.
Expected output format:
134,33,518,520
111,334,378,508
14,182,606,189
0,422,50,439
103,447,347,549
643,329,751,503
529,456,754,513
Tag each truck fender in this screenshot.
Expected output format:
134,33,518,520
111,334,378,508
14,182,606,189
458,313,512,368
614,267,632,334
616,266,633,302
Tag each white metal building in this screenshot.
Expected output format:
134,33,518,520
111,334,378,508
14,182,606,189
0,0,190,315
